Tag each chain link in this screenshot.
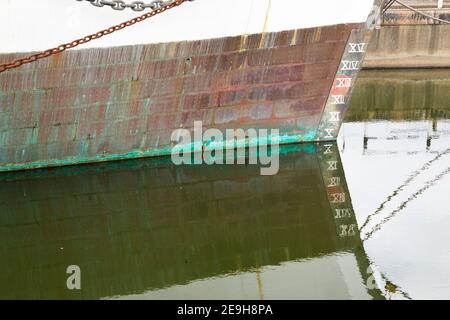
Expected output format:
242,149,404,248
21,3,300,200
75,0,189,12
0,0,190,74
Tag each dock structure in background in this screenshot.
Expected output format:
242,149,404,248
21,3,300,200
365,0,450,68
383,0,450,25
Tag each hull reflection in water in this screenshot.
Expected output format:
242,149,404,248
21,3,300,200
0,144,382,300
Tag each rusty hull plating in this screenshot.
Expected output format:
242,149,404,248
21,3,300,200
0,20,374,172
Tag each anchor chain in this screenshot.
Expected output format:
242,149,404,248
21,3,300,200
75,0,189,12
0,0,190,74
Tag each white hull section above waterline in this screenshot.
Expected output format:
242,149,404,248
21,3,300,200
0,0,377,53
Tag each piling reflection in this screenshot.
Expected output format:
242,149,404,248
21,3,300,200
347,69,450,122
0,143,382,300
340,69,450,300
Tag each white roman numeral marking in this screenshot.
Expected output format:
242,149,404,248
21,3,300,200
324,128,334,139
329,112,340,122
327,161,338,171
331,95,345,105
328,177,341,187
341,60,360,71
348,43,366,53
335,208,352,219
331,192,346,203
336,78,352,88
339,224,357,237
323,144,333,155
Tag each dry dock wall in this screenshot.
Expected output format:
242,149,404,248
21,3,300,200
364,0,450,69
364,24,450,68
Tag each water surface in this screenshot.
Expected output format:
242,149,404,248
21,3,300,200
339,69,450,299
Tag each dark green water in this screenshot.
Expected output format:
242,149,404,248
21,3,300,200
0,143,379,299
0,70,449,300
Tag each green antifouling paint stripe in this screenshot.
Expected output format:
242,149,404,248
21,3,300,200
0,131,322,173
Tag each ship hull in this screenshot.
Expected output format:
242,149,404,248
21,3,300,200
0,0,387,172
